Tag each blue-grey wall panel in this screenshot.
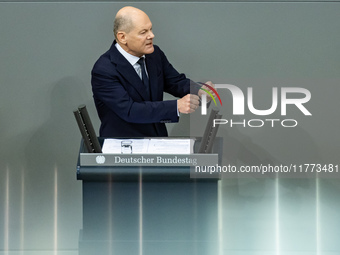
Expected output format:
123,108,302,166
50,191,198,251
0,2,339,254
1,0,339,2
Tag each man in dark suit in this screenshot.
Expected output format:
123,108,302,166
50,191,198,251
92,6,213,137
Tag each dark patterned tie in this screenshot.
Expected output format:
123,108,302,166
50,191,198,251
137,58,150,97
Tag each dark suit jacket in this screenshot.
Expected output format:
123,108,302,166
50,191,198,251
91,42,198,138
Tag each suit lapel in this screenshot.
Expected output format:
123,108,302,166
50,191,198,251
110,43,150,101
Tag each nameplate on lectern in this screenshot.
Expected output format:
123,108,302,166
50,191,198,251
79,153,218,167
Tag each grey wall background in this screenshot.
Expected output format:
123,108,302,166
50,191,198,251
0,1,340,254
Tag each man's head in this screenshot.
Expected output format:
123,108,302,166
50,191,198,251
114,6,155,57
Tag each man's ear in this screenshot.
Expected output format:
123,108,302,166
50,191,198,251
117,31,127,45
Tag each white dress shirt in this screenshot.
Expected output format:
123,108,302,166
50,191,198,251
115,43,148,79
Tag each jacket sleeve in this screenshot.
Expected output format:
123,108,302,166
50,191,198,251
157,47,201,97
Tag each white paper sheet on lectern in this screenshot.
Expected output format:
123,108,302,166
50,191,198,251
147,139,193,154
102,138,194,154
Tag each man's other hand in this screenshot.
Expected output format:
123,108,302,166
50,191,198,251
178,94,200,114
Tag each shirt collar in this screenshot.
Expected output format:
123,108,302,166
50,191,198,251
115,42,145,66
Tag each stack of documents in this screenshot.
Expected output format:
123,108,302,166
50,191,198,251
102,138,194,154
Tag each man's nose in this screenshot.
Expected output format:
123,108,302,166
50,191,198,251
148,31,155,39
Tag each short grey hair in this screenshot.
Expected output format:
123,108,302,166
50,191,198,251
113,15,134,40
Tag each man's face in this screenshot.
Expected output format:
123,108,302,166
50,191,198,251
124,14,155,57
